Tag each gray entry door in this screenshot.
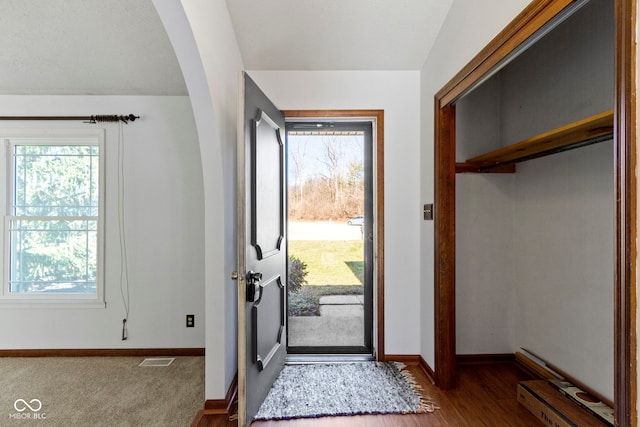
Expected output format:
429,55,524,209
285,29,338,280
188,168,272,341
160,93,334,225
236,72,287,426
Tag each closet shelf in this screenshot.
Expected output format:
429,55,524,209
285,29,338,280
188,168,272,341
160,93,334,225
456,110,613,173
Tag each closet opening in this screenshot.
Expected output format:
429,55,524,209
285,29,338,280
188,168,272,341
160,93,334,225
433,0,635,424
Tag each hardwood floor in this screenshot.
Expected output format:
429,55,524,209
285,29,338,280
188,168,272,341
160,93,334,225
192,362,542,426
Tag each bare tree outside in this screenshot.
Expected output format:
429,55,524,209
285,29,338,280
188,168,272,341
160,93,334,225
288,133,364,221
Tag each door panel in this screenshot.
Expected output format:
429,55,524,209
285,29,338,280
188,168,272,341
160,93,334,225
253,275,285,370
251,110,284,260
238,72,287,426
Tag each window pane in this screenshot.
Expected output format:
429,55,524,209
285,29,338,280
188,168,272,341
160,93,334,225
9,219,97,294
13,145,99,216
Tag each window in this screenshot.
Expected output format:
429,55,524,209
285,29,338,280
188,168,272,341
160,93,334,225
2,129,105,305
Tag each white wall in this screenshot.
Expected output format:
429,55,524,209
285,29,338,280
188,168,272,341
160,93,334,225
249,70,422,355
0,95,204,349
153,0,244,400
420,0,531,368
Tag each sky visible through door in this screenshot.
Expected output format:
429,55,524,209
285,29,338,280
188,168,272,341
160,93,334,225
286,127,367,350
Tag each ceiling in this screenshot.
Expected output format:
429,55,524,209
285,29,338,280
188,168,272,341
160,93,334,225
0,0,187,95
0,0,452,96
225,0,453,70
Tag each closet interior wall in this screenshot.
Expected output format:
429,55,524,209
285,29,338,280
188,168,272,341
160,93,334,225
455,0,614,401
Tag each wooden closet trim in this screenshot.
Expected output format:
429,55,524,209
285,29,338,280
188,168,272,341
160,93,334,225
433,1,636,425
614,1,637,425
435,0,573,106
282,110,386,361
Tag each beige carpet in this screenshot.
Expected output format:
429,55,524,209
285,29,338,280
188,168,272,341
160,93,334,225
0,356,204,426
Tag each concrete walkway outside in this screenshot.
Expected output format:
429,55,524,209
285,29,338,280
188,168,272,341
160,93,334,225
288,295,364,347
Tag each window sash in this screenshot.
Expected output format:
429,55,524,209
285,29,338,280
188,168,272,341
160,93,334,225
12,145,99,217
2,131,105,303
6,216,98,296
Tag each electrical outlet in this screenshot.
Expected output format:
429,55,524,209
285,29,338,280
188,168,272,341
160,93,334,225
186,314,195,328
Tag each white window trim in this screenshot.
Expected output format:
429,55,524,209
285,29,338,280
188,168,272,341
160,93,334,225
1,128,106,308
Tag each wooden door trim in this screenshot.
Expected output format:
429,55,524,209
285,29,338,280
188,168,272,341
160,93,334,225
434,102,456,389
614,1,637,425
283,109,385,360
433,1,636,425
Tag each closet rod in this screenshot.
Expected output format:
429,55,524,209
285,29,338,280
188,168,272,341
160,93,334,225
0,114,139,124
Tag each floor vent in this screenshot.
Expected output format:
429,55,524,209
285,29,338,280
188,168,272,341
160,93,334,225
139,357,175,367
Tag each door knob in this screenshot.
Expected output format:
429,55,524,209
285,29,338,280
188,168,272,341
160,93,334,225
247,271,263,282
246,270,263,302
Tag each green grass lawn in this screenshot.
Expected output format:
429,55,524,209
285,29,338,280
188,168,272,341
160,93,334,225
288,240,364,316
288,240,363,286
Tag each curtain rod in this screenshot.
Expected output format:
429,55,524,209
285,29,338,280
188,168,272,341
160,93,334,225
0,114,140,124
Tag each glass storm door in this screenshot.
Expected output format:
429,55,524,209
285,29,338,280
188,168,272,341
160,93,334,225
285,120,373,355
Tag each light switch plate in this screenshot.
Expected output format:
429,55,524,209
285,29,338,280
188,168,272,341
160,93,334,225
424,203,433,220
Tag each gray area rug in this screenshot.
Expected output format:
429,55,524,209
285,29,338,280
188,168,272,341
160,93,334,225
254,362,435,420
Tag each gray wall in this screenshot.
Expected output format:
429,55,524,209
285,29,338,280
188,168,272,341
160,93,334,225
456,76,516,354
455,0,614,399
499,0,614,145
513,142,613,399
